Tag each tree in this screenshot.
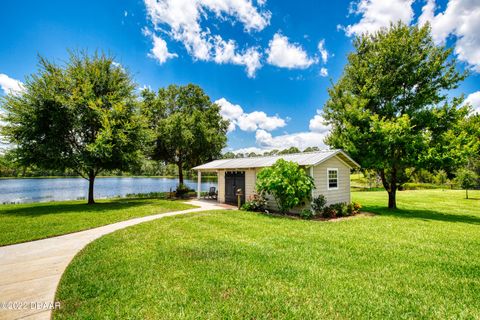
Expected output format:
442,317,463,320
456,169,478,199
256,159,315,213
1,52,147,204
303,146,320,152
323,22,470,209
141,84,228,185
223,151,236,159
278,147,301,155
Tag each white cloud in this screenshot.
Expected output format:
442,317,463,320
230,146,267,154
143,0,270,77
0,74,23,95
343,0,415,36
255,129,328,150
465,91,480,114
213,37,261,77
317,39,328,63
309,112,331,133
215,97,286,132
419,0,480,72
148,34,178,64
226,108,332,153
319,67,328,77
266,33,318,69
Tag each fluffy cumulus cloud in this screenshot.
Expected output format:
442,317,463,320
255,129,328,150
465,91,480,113
229,110,331,153
266,33,318,69
419,0,480,72
143,0,270,77
146,31,178,64
0,74,23,94
343,0,415,36
309,111,331,133
216,98,286,132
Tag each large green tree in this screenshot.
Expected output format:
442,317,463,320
141,84,228,185
1,52,147,204
323,23,470,208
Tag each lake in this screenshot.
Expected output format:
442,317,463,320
0,177,217,204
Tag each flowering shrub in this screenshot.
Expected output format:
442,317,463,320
241,193,267,212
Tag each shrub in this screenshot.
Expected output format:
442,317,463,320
256,159,315,214
353,202,362,214
332,203,349,217
322,205,337,219
311,195,327,215
175,184,192,199
299,208,315,220
347,203,355,216
241,193,267,212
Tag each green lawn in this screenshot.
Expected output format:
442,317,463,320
54,189,480,319
0,198,195,246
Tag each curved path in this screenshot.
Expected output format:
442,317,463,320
0,200,232,320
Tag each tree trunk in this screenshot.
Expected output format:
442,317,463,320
178,162,184,185
88,170,96,205
379,168,397,209
388,189,397,209
466,189,468,199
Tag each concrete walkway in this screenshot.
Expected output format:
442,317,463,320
0,200,232,320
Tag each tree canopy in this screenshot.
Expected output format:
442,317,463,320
0,51,147,204
323,22,471,208
141,84,228,185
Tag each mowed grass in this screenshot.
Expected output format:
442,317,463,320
0,198,195,246
54,189,480,319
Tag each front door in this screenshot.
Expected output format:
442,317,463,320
225,171,245,205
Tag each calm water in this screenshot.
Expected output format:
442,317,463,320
0,177,217,204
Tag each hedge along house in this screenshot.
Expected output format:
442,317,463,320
193,150,360,208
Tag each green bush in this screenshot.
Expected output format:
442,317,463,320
332,203,349,217
347,203,355,216
241,193,267,212
299,208,315,220
256,159,315,214
175,184,192,199
323,202,361,219
311,195,327,215
322,206,337,219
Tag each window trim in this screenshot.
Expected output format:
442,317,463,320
327,168,339,190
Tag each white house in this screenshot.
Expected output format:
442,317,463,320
193,150,360,209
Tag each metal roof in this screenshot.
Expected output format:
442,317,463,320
193,150,360,171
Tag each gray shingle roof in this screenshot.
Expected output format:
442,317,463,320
193,150,360,171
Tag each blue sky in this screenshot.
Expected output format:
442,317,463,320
1,0,479,153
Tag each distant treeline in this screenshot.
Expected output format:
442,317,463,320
222,146,320,159
0,147,317,177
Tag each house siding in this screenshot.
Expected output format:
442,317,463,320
213,156,351,208
312,156,351,205
244,169,257,200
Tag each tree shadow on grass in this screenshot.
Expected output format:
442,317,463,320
0,198,163,217
364,205,480,225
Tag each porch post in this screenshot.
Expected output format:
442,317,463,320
197,171,202,199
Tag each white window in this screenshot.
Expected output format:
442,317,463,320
327,168,338,190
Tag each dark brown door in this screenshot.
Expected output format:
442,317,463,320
225,171,245,205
